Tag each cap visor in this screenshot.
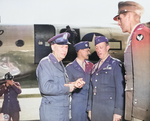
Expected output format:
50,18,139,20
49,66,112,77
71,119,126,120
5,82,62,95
66,42,71,45
56,41,71,45
113,15,119,21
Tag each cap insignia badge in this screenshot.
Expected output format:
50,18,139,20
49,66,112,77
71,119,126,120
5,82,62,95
136,34,144,41
63,33,68,40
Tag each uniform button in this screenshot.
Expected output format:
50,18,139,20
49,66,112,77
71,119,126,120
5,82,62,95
110,97,112,99
8,96,10,98
105,72,107,74
96,73,98,75
95,86,97,88
95,80,97,82
94,93,96,95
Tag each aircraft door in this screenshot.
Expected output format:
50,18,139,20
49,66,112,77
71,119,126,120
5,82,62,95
34,24,55,64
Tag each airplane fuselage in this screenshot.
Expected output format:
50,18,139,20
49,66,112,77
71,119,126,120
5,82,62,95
0,24,129,80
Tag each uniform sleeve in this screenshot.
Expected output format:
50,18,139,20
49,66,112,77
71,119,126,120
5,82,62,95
113,62,125,116
87,79,92,111
131,27,150,118
36,61,70,96
0,84,6,96
66,65,75,82
87,64,95,111
12,82,22,94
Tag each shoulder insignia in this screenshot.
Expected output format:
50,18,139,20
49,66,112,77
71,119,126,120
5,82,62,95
136,34,144,41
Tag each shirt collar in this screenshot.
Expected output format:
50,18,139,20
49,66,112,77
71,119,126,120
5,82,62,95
49,53,59,64
127,23,142,44
100,54,109,63
76,58,85,68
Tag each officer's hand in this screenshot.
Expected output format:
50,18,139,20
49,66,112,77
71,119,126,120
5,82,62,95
75,78,85,88
113,114,121,121
5,82,9,87
88,111,91,120
64,83,75,92
9,80,14,86
69,83,75,92
2,84,7,90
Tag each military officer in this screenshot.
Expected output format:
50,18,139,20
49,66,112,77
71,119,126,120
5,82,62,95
87,36,125,121
0,72,21,121
66,41,93,121
113,1,150,121
36,32,85,121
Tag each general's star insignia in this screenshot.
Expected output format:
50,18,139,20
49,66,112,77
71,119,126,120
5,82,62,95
136,34,144,41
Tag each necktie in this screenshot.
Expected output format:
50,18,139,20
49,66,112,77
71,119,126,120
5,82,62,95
96,60,103,72
59,62,69,83
98,60,103,69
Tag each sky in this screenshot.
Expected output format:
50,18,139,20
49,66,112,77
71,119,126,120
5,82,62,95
0,0,149,27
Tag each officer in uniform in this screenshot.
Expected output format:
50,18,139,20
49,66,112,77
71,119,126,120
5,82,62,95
36,32,85,121
113,1,150,121
0,72,21,121
87,36,125,121
66,41,93,121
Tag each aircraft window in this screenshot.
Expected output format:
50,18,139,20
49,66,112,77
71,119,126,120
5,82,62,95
109,41,122,50
15,40,24,47
0,40,2,47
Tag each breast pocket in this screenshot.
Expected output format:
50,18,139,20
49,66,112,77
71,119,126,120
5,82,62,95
53,71,65,83
99,70,113,85
73,73,83,82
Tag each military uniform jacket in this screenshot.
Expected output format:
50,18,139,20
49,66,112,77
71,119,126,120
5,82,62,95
124,24,150,121
66,59,93,99
66,60,93,121
36,53,70,121
0,82,21,114
87,56,125,121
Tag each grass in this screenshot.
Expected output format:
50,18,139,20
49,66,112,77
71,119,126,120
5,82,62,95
18,94,41,98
